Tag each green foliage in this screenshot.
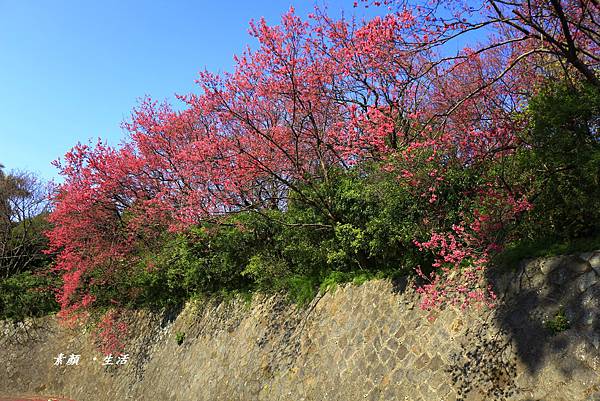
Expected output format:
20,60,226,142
319,271,348,293
109,165,435,309
121,213,276,308
0,271,59,321
319,269,390,293
242,252,289,289
175,331,186,346
0,170,56,322
514,81,600,240
544,307,570,335
494,233,600,270
282,167,432,275
1,170,51,280
280,275,318,306
5,213,51,271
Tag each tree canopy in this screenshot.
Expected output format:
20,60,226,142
46,0,600,330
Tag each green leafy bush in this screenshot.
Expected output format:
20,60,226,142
544,308,570,335
512,81,600,241
107,165,437,307
0,271,58,321
175,331,186,345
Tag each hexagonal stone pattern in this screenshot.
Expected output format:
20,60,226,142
1,252,600,401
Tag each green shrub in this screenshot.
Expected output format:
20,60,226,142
493,233,600,270
513,81,600,241
112,166,433,308
0,271,59,321
175,331,186,345
544,308,570,334
283,275,319,306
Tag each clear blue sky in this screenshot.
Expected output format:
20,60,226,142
0,0,382,181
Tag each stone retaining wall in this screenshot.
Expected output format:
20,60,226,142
2,252,600,400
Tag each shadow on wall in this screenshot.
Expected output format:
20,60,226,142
489,252,600,378
0,318,56,348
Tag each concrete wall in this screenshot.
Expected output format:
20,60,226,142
2,252,600,400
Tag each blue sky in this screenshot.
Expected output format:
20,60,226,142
0,0,383,181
